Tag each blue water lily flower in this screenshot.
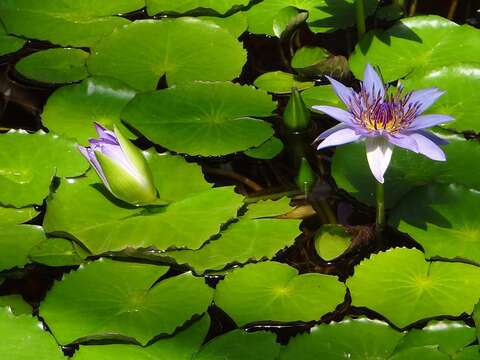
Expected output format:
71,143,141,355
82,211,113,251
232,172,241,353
313,64,453,183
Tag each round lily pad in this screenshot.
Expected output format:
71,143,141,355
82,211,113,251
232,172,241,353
0,24,25,56
254,71,314,94
245,0,379,35
331,132,480,207
453,346,480,360
244,137,284,159
0,206,38,225
346,248,480,328
214,261,346,325
389,184,480,265
0,225,46,271
166,218,301,274
200,12,248,38
349,15,480,82
146,0,250,15
29,238,84,267
314,224,351,261
74,315,210,360
390,347,450,360
402,65,480,133
0,295,32,316
40,259,213,345
291,46,329,69
88,18,247,91
279,318,403,359
41,77,136,144
0,131,89,207
194,330,281,360
15,48,89,84
123,82,276,156
0,0,142,47
301,84,344,109
0,307,64,359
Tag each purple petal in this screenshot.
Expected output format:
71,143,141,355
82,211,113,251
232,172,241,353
94,122,118,143
325,76,355,107
410,132,446,161
89,140,135,175
409,114,454,131
407,88,445,114
363,64,385,99
77,145,109,187
365,137,393,184
386,133,419,153
312,105,354,124
316,127,362,150
416,130,449,146
313,123,349,143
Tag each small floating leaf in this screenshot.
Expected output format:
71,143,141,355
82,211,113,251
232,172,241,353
314,224,352,261
0,24,25,56
291,46,329,70
244,197,293,219
254,71,314,94
244,137,284,160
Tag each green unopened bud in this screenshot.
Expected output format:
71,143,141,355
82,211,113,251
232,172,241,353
283,87,311,131
295,157,316,194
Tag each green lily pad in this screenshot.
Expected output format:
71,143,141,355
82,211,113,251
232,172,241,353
331,132,480,207
402,65,480,133
214,261,346,325
41,77,136,144
88,18,246,91
279,318,403,359
389,184,480,265
346,248,480,328
0,308,64,359
15,48,89,84
272,6,308,38
0,225,46,271
254,71,314,94
0,23,25,56
244,137,284,160
390,346,450,360
453,346,480,360
44,174,243,254
200,12,248,38
314,224,351,261
475,302,480,343
0,0,142,47
194,330,281,360
395,320,476,357
146,0,250,15
123,82,276,156
0,206,38,225
291,46,329,69
301,85,343,109
40,259,213,345
244,197,293,219
246,0,379,35
0,295,32,316
74,315,210,360
0,131,88,207
29,238,84,267
349,15,480,82
166,218,301,274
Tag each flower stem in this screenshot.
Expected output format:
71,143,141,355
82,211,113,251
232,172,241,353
355,0,366,39
375,181,385,238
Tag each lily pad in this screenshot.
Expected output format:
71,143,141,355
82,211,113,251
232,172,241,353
146,0,250,15
331,132,480,207
395,320,476,357
194,330,281,360
390,184,480,265
244,197,293,219
0,295,32,316
0,308,64,359
314,224,351,261
214,261,346,325
0,24,25,56
346,248,480,328
254,71,314,94
349,15,480,82
244,137,284,160
390,347,450,360
246,0,379,35
279,318,403,359
15,48,89,84
200,12,248,38
122,82,276,156
166,218,301,274
0,131,89,207
29,238,85,267
291,46,329,69
453,346,480,360
301,84,343,109
88,18,247,91
402,65,480,133
0,0,141,47
44,174,243,254
74,315,210,360
0,225,46,271
40,259,213,345
41,77,136,144
0,206,38,225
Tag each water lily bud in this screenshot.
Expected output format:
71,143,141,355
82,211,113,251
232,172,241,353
295,157,316,194
78,123,157,206
283,87,311,131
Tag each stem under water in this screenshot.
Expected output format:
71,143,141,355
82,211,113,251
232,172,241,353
375,181,385,239
355,0,366,40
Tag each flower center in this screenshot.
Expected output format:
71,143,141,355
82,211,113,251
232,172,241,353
349,85,420,134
